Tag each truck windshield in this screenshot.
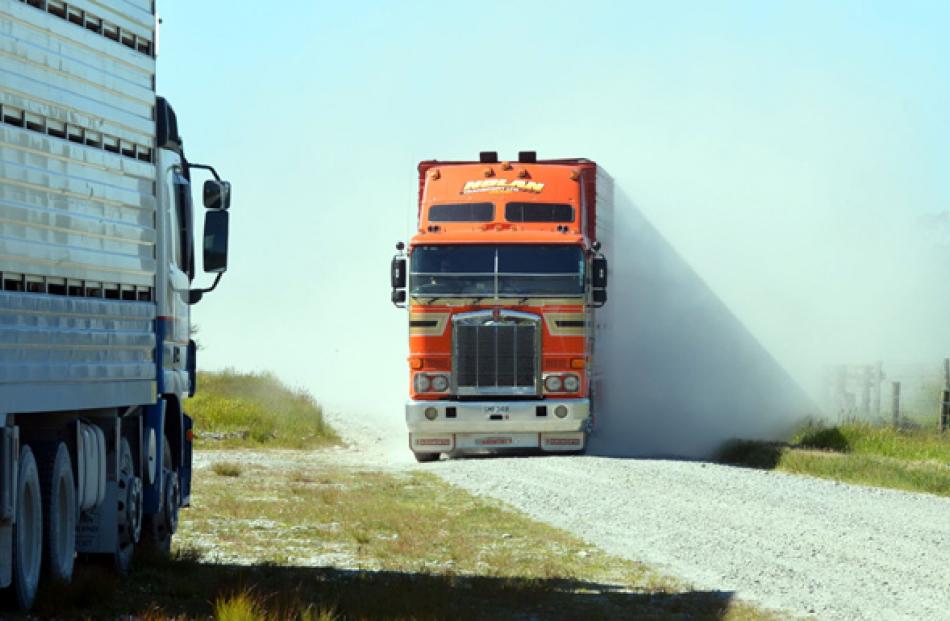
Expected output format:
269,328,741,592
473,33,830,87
410,245,585,297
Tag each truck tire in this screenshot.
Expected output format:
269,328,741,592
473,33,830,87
113,437,141,575
8,445,42,610
140,436,178,555
413,452,440,463
37,442,76,584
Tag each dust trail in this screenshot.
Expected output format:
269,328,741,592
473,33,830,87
591,188,814,458
591,177,949,458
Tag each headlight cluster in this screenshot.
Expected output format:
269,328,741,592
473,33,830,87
414,373,450,393
544,373,581,393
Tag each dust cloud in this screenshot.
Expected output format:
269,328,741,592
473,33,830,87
590,173,949,458
591,186,814,458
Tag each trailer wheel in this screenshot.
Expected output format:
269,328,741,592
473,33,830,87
113,438,141,575
37,442,76,583
141,437,178,555
8,445,42,610
413,452,440,463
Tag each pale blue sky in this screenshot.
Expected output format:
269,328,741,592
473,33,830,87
155,1,949,418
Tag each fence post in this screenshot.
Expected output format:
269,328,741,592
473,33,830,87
939,359,949,433
861,365,871,417
891,381,901,429
872,361,883,416
940,389,950,433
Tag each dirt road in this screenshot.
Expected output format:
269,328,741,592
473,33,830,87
326,410,950,621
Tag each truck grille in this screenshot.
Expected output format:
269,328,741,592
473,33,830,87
453,311,540,396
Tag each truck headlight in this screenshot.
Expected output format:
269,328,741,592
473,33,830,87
563,374,580,392
544,375,563,392
414,373,431,392
431,374,449,392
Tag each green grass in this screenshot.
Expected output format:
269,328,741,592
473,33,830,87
189,370,338,449
721,421,950,497
19,454,781,621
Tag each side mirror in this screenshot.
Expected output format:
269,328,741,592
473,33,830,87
203,210,229,273
392,289,407,305
391,257,406,289
592,257,608,288
203,179,231,210
592,288,607,306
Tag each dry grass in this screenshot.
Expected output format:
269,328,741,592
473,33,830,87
13,455,783,620
189,370,338,449
212,461,243,477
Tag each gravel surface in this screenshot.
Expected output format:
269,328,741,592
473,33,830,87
322,409,950,620
430,455,950,621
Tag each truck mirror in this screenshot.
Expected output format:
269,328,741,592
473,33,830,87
203,179,231,210
592,288,607,306
392,289,406,305
203,210,229,273
592,257,608,288
391,257,406,289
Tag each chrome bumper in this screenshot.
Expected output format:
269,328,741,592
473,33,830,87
406,398,589,453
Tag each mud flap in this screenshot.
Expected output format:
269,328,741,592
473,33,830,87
0,424,14,587
0,425,15,522
180,414,192,507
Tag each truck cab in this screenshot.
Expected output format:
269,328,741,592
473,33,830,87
392,152,607,461
0,2,230,609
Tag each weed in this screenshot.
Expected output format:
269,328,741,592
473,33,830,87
213,461,243,477
721,421,950,497
795,424,850,452
214,590,262,621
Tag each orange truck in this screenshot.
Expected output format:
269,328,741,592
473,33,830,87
391,152,609,461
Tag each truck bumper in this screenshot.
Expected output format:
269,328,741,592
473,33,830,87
406,398,590,453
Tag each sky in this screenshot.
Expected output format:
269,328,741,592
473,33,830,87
154,1,950,446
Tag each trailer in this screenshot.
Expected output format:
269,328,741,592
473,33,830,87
391,152,608,461
0,0,231,609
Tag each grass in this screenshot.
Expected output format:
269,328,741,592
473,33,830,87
17,454,782,620
212,461,243,477
189,370,338,449
721,420,950,497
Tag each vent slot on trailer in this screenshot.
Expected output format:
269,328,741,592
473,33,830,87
17,0,154,57
0,103,153,163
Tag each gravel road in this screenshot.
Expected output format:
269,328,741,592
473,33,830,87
324,411,950,620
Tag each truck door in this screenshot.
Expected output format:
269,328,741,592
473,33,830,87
161,167,193,395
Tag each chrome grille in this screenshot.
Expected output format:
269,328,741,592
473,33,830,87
453,311,540,396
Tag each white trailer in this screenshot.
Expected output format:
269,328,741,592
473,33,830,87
0,0,231,609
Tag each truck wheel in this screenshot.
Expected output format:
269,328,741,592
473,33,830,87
113,438,141,575
37,442,76,583
140,437,178,555
9,445,42,610
413,452,440,463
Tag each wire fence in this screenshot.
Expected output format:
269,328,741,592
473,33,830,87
824,358,950,429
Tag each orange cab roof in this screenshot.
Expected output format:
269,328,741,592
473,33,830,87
412,159,597,245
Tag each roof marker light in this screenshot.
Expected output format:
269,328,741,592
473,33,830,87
518,168,530,178
430,169,441,180
501,161,513,171
484,167,495,177
569,169,580,181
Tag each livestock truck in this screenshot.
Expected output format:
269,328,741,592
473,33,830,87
391,152,608,462
0,0,231,609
